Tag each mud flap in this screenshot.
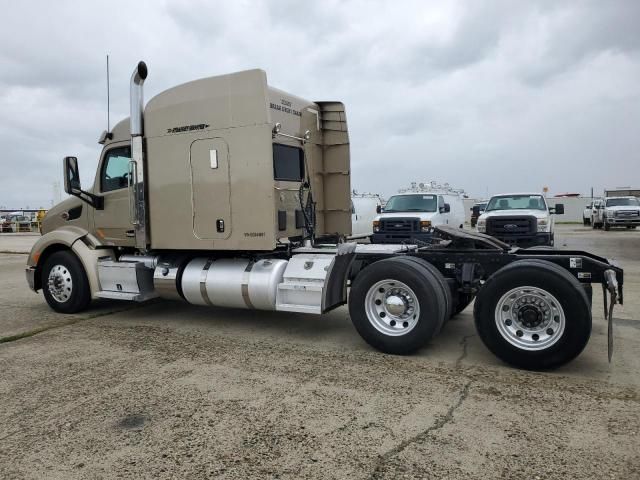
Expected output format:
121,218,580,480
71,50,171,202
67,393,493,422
321,242,357,313
602,269,619,363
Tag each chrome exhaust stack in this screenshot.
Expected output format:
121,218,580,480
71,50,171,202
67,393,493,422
128,61,149,250
130,61,147,136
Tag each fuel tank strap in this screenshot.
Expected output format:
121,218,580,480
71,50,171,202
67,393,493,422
241,260,256,309
200,259,214,306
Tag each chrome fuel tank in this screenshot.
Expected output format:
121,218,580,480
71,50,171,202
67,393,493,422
181,257,288,310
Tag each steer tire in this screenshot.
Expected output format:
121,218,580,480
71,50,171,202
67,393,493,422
349,258,447,355
474,260,591,370
393,256,453,321
42,250,91,314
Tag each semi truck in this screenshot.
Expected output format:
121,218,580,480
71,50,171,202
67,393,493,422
26,61,623,370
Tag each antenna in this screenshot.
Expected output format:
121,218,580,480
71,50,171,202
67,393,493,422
106,54,110,132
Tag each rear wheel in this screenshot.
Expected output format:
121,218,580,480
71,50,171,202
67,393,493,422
42,250,91,313
474,260,591,370
349,258,447,354
394,256,452,321
604,222,610,231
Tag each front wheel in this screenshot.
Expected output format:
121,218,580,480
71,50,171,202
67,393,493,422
604,222,610,231
349,258,447,354
42,250,91,313
474,260,591,370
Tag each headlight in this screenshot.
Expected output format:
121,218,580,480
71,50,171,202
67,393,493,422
477,219,486,233
420,220,431,232
537,218,550,232
373,221,380,233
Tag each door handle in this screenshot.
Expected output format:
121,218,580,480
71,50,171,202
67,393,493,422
126,230,135,237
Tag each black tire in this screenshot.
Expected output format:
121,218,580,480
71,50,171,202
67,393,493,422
394,256,453,321
41,250,91,313
474,259,591,370
604,222,610,231
349,258,447,354
583,218,589,226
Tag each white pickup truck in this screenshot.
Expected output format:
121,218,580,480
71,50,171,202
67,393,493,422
592,196,640,231
476,193,564,247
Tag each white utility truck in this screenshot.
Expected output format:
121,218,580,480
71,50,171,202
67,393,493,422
476,193,564,247
25,62,623,370
371,182,465,244
592,196,640,231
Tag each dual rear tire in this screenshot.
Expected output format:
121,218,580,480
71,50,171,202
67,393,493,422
474,260,591,370
348,257,450,355
349,257,592,370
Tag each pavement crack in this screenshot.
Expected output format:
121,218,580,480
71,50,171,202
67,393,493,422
0,302,156,344
370,381,472,479
455,334,476,369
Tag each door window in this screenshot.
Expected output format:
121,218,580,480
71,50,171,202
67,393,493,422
101,146,131,192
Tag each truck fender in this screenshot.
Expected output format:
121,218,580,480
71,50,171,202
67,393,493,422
322,242,357,313
26,226,115,297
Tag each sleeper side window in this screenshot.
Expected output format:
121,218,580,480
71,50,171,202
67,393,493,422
273,144,305,181
101,146,132,192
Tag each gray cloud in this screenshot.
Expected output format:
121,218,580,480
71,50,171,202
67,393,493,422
1,0,639,209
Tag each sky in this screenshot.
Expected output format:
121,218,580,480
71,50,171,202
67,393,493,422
1,0,639,208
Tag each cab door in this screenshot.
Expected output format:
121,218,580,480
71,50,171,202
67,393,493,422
92,143,135,246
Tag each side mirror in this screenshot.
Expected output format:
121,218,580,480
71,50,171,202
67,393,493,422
472,206,480,216
552,203,564,215
61,156,104,209
376,205,382,214
63,156,81,194
441,203,451,213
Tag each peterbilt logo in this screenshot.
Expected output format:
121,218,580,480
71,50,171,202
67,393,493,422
504,224,518,229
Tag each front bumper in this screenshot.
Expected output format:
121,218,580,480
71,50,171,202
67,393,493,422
492,232,552,248
605,217,640,226
371,231,432,244
25,267,37,292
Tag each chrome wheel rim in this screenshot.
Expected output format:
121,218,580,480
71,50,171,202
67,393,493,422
47,264,73,303
365,280,420,336
495,286,565,351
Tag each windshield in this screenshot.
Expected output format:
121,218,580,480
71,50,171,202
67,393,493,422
384,194,437,212
486,195,546,211
606,197,639,207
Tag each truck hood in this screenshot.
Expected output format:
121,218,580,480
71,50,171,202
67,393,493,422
41,196,83,234
374,212,438,222
479,209,549,221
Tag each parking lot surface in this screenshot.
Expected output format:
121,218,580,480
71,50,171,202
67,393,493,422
0,225,638,479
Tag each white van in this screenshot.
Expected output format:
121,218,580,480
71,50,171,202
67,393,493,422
350,193,384,239
371,182,465,244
